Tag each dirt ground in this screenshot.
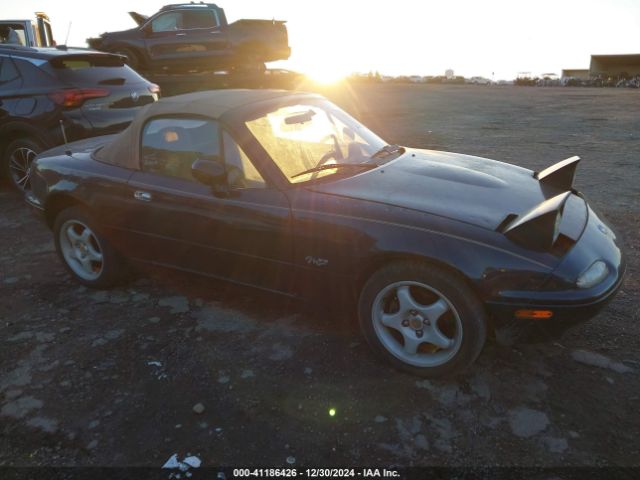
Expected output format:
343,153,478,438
0,84,639,470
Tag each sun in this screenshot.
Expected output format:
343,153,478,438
304,66,347,84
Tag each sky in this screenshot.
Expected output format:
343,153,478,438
3,0,640,80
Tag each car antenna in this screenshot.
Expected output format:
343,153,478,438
64,21,72,46
59,120,72,156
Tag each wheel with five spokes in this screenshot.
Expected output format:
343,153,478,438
359,261,486,377
3,138,44,191
53,206,125,288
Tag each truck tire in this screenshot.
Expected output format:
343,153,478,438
114,47,141,71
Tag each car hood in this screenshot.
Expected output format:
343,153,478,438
309,148,566,231
100,27,140,39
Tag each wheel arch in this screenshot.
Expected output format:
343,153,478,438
105,43,146,67
0,122,51,162
356,252,482,304
355,252,494,335
44,193,90,229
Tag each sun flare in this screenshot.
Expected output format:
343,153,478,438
304,66,346,84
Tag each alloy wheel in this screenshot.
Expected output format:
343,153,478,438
372,281,463,368
9,147,37,190
58,220,104,281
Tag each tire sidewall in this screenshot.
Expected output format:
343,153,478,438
53,206,123,288
358,262,487,377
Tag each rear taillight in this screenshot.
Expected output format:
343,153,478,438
48,88,109,108
148,83,161,98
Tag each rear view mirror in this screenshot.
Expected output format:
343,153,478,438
192,158,226,186
284,109,316,125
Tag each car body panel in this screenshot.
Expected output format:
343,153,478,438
116,170,293,292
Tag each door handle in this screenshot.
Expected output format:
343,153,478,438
176,32,187,36
134,191,152,202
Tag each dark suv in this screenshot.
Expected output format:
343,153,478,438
0,45,159,190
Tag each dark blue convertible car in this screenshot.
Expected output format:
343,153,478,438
26,90,625,377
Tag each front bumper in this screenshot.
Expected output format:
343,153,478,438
487,264,625,338
486,204,626,339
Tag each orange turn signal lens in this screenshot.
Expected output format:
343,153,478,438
514,309,554,320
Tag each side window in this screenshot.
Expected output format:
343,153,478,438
182,10,219,29
12,58,49,87
0,24,26,46
0,57,22,91
223,131,266,189
151,12,183,32
141,117,219,182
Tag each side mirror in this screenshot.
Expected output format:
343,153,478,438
192,158,226,186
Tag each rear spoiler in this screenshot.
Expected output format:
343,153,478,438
534,155,580,190
499,192,572,250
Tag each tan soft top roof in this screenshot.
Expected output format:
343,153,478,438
95,89,312,169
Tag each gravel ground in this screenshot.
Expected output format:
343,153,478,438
0,84,638,469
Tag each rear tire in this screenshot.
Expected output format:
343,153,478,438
53,206,126,288
358,261,487,377
3,137,44,191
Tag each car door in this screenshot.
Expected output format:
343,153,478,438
144,9,228,68
120,115,294,293
0,55,24,123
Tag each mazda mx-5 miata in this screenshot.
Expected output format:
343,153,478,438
26,89,625,376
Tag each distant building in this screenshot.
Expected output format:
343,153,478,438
590,54,640,77
561,69,590,80
445,69,454,79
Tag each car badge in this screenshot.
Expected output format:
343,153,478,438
131,91,140,102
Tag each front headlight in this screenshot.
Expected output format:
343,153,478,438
576,260,609,289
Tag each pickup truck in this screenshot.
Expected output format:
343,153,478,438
0,12,55,47
87,2,291,73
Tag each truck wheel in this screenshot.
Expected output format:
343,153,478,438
3,137,44,191
358,261,487,377
53,206,126,288
114,47,141,70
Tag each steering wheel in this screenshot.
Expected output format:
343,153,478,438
315,134,344,168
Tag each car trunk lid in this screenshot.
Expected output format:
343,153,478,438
48,53,157,134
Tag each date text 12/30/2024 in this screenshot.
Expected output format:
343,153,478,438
233,469,400,478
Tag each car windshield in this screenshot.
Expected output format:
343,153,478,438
246,101,389,183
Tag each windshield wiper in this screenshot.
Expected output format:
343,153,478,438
291,162,377,179
371,144,405,159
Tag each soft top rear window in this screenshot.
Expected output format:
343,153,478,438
50,55,125,69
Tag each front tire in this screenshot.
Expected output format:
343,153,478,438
53,206,125,288
3,137,44,191
358,262,486,377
